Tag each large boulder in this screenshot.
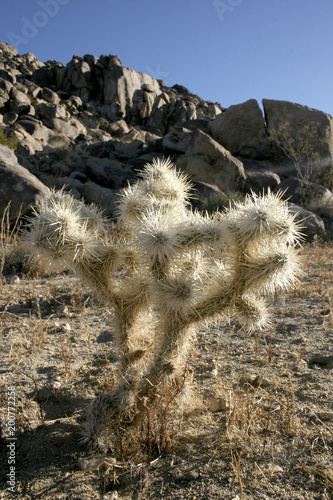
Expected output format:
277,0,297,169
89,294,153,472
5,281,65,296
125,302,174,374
103,66,161,120
0,145,49,221
263,99,333,176
274,178,333,217
180,130,246,192
208,99,270,159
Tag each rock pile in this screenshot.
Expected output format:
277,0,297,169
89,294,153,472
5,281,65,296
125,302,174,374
0,41,332,238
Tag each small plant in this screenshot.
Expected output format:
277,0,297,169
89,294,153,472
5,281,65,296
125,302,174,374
26,158,304,457
0,127,18,151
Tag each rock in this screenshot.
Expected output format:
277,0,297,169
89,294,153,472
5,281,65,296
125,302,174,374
287,202,326,240
103,66,161,120
52,118,80,139
113,138,144,157
0,42,18,57
77,181,115,216
85,157,136,189
163,126,193,153
16,136,44,156
190,180,226,211
36,101,70,127
3,112,18,126
183,130,246,191
263,99,333,173
0,77,13,93
276,178,333,217
0,145,49,221
208,99,270,159
10,88,31,114
245,170,281,194
41,87,60,104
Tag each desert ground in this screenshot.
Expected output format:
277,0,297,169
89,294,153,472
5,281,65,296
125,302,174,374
0,240,332,500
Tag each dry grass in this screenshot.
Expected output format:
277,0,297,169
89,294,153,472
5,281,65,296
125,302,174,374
0,240,332,498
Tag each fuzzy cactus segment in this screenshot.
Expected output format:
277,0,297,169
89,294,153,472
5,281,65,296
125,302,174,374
26,158,304,452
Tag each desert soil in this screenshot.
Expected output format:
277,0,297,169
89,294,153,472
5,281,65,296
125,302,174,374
0,242,332,500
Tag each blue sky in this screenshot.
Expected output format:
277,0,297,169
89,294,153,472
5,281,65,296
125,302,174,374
1,0,332,115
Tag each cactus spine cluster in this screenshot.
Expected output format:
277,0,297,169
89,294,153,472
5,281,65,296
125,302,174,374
27,157,303,453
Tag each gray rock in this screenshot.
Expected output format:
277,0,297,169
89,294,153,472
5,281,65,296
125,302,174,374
245,170,281,194
163,126,193,153
16,136,44,156
0,77,13,93
3,112,18,126
41,87,60,104
51,118,80,139
183,130,246,191
0,145,49,221
0,42,18,57
103,66,161,120
208,99,270,159
190,180,227,211
287,202,326,241
263,99,333,173
36,101,70,127
275,178,333,217
77,181,115,216
85,157,136,189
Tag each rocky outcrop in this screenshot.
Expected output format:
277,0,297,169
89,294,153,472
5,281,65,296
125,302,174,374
0,42,332,239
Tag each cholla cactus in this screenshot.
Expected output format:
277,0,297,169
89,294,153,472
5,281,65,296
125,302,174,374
26,158,303,453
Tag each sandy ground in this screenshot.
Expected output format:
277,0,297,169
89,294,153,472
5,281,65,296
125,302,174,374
0,242,332,500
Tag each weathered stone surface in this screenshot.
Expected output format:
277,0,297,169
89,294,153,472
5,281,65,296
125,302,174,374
208,99,270,159
36,101,70,126
163,126,193,153
287,202,326,240
245,170,281,194
77,181,115,215
183,130,246,191
41,87,60,104
103,66,161,120
85,157,136,189
275,178,333,217
0,42,17,57
190,180,226,210
263,99,333,171
0,145,48,220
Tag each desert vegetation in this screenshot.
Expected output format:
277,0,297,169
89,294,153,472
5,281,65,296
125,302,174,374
0,160,332,499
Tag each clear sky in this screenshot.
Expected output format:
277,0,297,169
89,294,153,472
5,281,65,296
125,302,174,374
0,0,332,115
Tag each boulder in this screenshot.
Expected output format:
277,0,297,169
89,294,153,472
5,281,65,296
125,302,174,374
182,130,246,191
190,180,227,211
36,101,70,127
0,145,49,221
163,126,193,154
85,157,136,189
245,171,281,194
274,178,333,217
0,42,18,57
208,99,270,159
287,203,326,241
263,99,333,174
77,181,115,216
103,66,161,120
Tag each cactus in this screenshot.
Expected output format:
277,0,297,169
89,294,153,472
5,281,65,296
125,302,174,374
26,158,303,454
